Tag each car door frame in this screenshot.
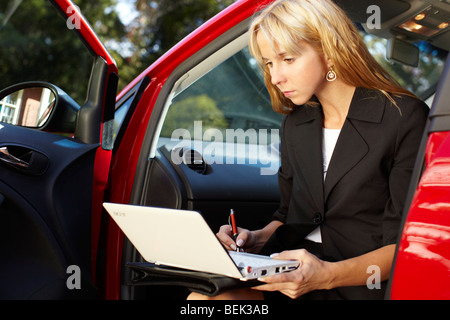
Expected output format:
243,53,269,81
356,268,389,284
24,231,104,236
52,0,119,286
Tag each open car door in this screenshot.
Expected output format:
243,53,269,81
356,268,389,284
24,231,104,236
0,0,117,299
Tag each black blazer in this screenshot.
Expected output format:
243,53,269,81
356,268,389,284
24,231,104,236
265,87,429,299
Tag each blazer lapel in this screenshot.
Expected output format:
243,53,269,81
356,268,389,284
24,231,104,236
323,87,386,201
323,119,368,200
291,106,325,213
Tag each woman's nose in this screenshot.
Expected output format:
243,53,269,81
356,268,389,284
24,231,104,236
270,65,285,86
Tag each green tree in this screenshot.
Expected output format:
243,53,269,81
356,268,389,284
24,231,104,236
0,0,237,100
120,0,235,90
0,0,126,104
161,94,228,137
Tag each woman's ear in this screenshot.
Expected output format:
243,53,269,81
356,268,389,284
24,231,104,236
323,52,333,69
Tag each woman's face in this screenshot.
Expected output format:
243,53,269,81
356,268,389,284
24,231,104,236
256,31,329,105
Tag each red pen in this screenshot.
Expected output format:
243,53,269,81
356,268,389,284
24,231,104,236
230,209,239,251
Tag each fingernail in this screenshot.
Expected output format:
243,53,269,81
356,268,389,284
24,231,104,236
230,244,236,251
236,239,244,247
270,253,279,258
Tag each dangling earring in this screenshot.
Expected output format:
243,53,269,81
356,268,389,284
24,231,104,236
326,67,336,82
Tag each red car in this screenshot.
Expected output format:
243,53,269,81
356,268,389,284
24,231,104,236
0,0,448,300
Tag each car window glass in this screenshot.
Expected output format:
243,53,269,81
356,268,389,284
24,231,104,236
160,47,283,141
156,46,283,175
361,31,447,101
112,87,138,146
0,0,93,125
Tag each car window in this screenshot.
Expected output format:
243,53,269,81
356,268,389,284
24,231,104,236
156,46,283,175
112,83,140,146
0,0,93,125
160,47,283,140
361,31,448,101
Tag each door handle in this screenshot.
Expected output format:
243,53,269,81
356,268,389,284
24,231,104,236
0,145,48,175
0,146,29,168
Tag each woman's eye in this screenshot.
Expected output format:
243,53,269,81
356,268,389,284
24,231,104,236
284,58,295,63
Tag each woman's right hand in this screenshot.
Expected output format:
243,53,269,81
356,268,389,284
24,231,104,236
216,225,259,253
216,220,283,253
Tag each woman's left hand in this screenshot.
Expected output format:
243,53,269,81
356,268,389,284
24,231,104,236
253,249,335,299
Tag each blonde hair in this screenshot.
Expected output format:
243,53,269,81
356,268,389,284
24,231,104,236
249,0,417,114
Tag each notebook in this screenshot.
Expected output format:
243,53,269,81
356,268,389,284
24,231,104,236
103,203,299,280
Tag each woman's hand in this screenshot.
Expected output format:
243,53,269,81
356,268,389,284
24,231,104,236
216,224,259,253
253,249,335,299
216,220,283,253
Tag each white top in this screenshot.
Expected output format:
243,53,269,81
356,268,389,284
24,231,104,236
322,127,341,179
305,127,341,243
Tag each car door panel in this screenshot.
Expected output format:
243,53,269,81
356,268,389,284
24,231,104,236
0,123,99,298
0,0,119,299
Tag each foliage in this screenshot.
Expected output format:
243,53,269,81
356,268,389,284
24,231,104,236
0,0,233,102
118,0,235,91
161,94,228,138
0,0,126,104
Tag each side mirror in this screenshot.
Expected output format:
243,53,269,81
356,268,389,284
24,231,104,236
386,38,419,67
0,81,80,133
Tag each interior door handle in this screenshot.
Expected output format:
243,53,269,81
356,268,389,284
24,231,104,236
0,145,48,175
0,146,29,168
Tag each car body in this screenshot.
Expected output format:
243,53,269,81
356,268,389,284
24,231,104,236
0,0,449,300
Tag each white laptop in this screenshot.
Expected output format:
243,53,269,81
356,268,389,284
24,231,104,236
103,203,299,280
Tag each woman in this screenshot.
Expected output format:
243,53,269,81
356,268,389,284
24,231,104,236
189,0,429,300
